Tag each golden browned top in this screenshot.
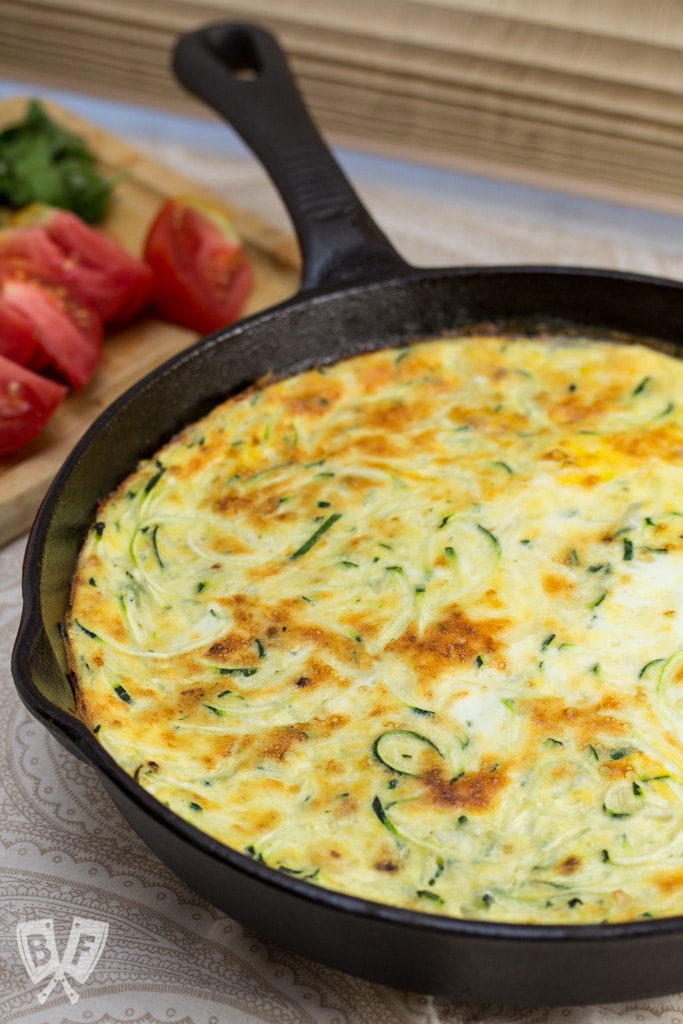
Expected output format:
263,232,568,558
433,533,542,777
67,334,683,924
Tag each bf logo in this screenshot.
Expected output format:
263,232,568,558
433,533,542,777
16,917,109,1004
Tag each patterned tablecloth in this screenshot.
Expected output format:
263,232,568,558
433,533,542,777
4,123,683,1023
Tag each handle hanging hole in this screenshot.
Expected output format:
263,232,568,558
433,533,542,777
207,26,262,81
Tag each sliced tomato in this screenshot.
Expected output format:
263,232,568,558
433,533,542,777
143,196,253,334
0,353,67,456
0,258,103,389
0,299,39,366
0,205,153,325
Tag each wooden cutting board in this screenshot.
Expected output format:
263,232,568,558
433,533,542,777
0,98,301,548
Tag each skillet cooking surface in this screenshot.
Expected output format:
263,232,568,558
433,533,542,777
12,22,683,1006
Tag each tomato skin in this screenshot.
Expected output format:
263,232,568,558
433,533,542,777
0,353,67,456
0,258,102,389
0,206,153,325
143,197,253,334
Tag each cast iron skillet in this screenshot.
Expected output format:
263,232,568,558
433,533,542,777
13,21,683,1006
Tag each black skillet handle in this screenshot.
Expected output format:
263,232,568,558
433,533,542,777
173,22,410,292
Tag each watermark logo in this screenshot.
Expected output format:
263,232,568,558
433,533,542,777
16,917,109,1005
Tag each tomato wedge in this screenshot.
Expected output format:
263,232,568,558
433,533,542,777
143,196,253,334
0,353,67,456
0,298,39,367
0,258,102,389
0,205,153,325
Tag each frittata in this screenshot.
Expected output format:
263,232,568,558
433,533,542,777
67,334,683,924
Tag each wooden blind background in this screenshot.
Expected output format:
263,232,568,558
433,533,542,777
2,0,683,212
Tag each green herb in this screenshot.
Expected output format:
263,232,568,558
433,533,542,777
244,844,266,863
278,865,320,880
144,462,166,494
416,889,445,905
476,523,501,553
150,524,164,568
217,667,258,677
290,513,342,560
428,859,445,885
638,658,665,679
74,619,98,640
603,803,630,820
0,100,117,222
610,747,631,761
114,683,133,704
203,704,227,716
631,376,652,396
371,795,400,835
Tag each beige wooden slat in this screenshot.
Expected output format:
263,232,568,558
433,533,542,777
4,14,681,156
2,13,680,141
6,0,682,101
372,0,683,47
3,0,683,210
3,52,681,194
10,0,683,93
4,1,682,138
313,98,683,197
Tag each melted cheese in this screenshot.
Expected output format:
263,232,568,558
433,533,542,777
67,334,683,924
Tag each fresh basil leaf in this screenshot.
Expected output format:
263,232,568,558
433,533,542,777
0,100,115,222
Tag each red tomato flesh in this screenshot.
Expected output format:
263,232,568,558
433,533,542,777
0,206,153,325
0,353,67,456
143,197,253,334
0,258,102,389
0,299,39,367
